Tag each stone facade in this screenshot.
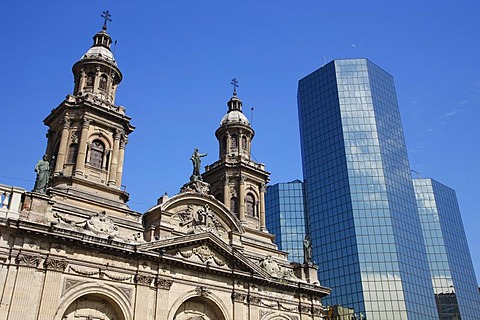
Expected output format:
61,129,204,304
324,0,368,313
0,22,330,320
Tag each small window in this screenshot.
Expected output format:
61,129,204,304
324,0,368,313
99,74,108,91
89,140,105,169
242,136,247,150
86,73,95,87
230,197,238,216
245,193,256,217
67,143,78,164
231,135,238,148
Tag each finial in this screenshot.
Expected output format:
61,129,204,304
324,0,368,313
101,10,112,31
231,78,239,96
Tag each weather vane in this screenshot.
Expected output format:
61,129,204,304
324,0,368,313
231,78,239,95
101,10,112,31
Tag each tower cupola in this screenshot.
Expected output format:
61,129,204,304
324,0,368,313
71,10,121,104
203,79,270,232
42,11,134,207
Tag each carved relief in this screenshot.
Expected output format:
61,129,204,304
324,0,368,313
176,244,226,267
53,211,119,239
258,256,299,280
45,258,68,271
63,278,84,296
312,307,323,316
248,295,262,306
299,305,311,314
69,266,99,276
180,180,210,195
195,286,211,297
17,253,41,267
231,292,247,302
135,274,154,286
155,277,173,290
174,204,226,236
85,211,119,237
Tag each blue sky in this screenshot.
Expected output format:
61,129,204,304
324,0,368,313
0,1,479,283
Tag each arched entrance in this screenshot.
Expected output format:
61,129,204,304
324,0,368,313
61,293,125,320
173,296,226,320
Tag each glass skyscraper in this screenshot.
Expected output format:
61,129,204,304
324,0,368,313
265,180,307,263
297,59,438,319
413,178,480,319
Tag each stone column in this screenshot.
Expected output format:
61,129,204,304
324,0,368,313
231,292,247,320
115,135,127,187
74,117,91,176
223,176,230,209
9,253,43,320
53,117,70,176
226,132,231,156
108,129,122,186
77,69,86,94
134,275,154,319
37,258,68,320
154,277,173,319
239,176,245,222
93,67,101,95
259,183,267,231
247,295,261,320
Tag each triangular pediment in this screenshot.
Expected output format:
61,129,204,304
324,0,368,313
137,233,270,279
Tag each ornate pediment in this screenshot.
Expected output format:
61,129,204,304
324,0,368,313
137,233,269,278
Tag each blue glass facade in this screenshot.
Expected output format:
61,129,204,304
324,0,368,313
265,180,307,263
413,178,480,319
297,59,438,319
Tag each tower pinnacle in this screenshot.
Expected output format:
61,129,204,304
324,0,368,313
101,10,112,31
231,78,239,96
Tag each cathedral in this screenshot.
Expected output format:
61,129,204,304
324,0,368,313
0,18,329,320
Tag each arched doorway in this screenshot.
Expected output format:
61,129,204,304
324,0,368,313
173,296,226,320
61,293,125,320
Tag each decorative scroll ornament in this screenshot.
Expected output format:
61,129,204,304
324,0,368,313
45,258,68,271
85,211,119,237
258,256,299,280
17,253,41,267
103,272,132,282
53,211,119,239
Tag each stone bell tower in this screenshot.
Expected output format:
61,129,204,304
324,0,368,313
203,79,270,232
42,13,134,206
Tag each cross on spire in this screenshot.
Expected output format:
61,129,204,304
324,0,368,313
231,78,239,95
101,10,112,31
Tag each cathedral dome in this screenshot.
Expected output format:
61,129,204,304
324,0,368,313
220,110,250,126
81,45,116,65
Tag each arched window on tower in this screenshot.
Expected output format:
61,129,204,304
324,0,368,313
245,193,256,217
231,135,238,149
230,197,238,217
242,136,248,150
99,74,108,91
67,143,78,164
86,72,95,87
222,137,227,154
89,140,105,169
